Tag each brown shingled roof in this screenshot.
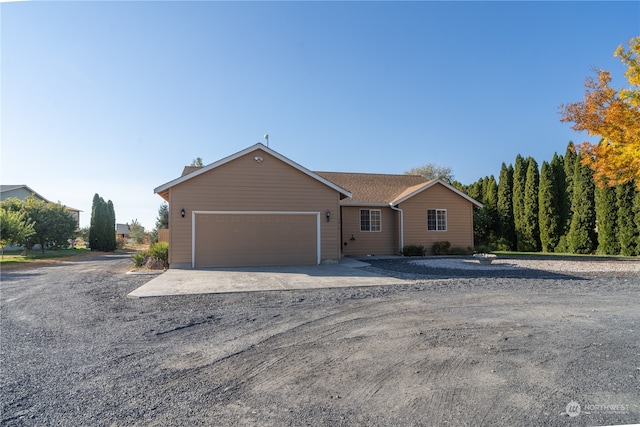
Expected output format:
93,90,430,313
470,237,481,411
315,172,428,205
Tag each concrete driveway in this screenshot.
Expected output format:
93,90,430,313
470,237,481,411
128,258,408,297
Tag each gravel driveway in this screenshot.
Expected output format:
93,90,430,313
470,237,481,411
1,253,639,426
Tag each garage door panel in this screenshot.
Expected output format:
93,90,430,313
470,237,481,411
195,213,318,267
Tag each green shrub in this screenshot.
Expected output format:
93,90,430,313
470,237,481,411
474,244,492,254
131,242,169,269
132,251,147,267
401,244,426,257
431,241,451,255
555,235,568,254
149,242,169,263
492,238,511,252
449,247,471,255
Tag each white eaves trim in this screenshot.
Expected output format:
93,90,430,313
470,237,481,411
154,143,352,199
391,179,484,208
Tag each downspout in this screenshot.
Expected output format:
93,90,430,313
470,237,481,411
389,203,404,255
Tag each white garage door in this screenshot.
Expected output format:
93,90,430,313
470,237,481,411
193,212,320,268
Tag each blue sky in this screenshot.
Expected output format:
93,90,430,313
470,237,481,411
2,1,638,230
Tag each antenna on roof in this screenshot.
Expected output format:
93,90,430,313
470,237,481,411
264,134,269,147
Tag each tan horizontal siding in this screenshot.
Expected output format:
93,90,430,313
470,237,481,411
399,183,475,253
341,206,398,256
168,150,341,266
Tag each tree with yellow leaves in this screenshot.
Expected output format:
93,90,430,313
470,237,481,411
560,37,640,189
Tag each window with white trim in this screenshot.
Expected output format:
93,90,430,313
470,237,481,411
360,209,381,232
427,209,447,231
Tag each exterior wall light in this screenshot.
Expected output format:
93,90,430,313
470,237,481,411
181,208,186,218
326,210,331,222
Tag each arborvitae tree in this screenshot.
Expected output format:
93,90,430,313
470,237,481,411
563,142,577,233
568,155,597,254
89,193,116,252
497,163,516,250
451,181,467,193
617,182,637,256
550,153,568,236
539,161,563,252
595,184,619,255
98,199,109,251
107,200,117,251
89,193,101,250
484,175,498,208
521,158,540,252
468,178,484,204
634,186,640,250
513,155,529,251
468,176,498,248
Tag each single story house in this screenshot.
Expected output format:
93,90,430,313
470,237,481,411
154,143,482,268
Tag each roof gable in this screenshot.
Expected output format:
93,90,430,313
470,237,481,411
154,143,352,201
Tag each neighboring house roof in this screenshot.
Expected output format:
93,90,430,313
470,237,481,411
0,184,49,202
116,224,131,235
1,184,82,214
155,143,353,201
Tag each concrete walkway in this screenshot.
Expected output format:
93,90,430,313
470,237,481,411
128,258,408,297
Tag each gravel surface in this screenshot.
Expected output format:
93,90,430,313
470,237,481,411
2,253,639,426
364,256,640,280
410,256,640,273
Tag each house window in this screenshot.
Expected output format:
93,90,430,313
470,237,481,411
360,209,381,232
427,209,447,231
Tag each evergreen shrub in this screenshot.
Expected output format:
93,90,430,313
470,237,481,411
431,241,451,255
401,244,426,257
131,242,169,269
449,247,472,255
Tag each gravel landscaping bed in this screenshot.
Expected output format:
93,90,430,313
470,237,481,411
364,256,640,280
